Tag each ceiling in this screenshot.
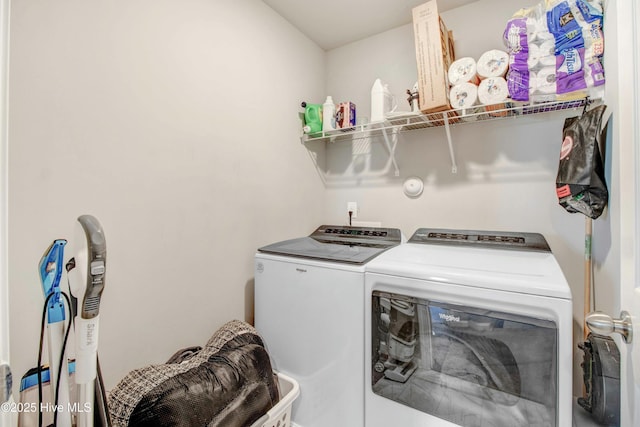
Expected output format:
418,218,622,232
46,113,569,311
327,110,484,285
262,0,479,50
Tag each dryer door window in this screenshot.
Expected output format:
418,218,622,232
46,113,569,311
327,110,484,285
371,291,558,427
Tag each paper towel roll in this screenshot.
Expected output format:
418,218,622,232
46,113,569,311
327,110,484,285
449,82,478,110
477,50,509,79
478,77,509,116
478,77,509,104
448,57,480,86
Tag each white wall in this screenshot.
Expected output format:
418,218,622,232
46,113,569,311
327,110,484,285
8,0,325,391
323,0,614,394
0,0,12,424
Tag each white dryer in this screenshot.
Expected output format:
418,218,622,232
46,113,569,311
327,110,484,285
364,228,573,427
255,225,402,427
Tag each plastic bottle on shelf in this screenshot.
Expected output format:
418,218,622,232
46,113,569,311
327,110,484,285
371,79,385,122
301,101,323,134
370,79,397,122
322,96,336,131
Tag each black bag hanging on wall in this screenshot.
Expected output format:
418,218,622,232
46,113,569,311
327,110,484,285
556,105,609,219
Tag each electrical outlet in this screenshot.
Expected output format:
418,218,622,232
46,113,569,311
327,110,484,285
347,202,358,219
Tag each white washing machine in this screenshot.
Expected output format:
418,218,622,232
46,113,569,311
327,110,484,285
364,228,573,427
254,225,403,427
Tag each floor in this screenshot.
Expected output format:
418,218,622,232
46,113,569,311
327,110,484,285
572,398,608,427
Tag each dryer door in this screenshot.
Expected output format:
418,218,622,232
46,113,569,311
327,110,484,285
365,273,573,427
372,291,558,427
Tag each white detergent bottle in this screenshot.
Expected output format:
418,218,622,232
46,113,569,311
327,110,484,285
322,96,336,131
370,78,385,122
371,79,397,122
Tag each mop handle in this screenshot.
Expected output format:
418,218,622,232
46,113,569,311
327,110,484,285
584,217,593,340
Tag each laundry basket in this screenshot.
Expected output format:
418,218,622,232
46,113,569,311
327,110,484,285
251,372,300,427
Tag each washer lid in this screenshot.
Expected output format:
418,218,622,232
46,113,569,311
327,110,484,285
367,233,571,300
258,225,402,265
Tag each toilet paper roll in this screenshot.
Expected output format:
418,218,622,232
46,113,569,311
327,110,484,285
528,40,556,70
538,39,556,67
527,17,546,38
536,31,555,42
526,13,554,42
449,82,478,110
533,67,557,94
526,16,542,36
477,49,509,79
528,43,541,69
448,57,480,86
478,77,509,116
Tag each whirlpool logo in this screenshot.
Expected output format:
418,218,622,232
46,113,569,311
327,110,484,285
439,312,461,322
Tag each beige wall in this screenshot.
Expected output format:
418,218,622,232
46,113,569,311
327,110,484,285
8,0,325,391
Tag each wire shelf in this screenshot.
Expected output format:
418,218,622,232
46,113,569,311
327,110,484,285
300,98,589,144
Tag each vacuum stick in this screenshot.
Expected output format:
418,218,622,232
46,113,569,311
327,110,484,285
68,215,107,427
38,239,72,427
